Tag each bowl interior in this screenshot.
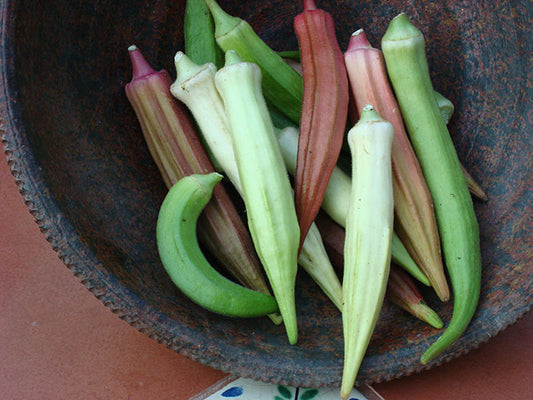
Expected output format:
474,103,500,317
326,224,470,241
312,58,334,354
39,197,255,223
2,0,531,387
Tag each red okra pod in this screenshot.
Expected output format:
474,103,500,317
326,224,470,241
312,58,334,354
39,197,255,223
293,0,349,248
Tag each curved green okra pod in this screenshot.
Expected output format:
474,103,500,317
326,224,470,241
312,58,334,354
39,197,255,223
341,106,394,399
382,13,482,364
171,51,342,312
277,126,430,286
215,51,300,344
204,0,303,124
156,173,279,317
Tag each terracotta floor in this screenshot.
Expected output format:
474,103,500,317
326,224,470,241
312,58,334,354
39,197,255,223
1,148,531,400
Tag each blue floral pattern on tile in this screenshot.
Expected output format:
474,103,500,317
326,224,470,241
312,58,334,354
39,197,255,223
199,377,372,400
221,386,244,397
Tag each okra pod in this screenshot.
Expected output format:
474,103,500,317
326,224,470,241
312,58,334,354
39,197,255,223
204,0,303,123
382,14,482,364
277,126,430,286
214,51,300,344
171,52,342,311
344,29,449,301
170,53,240,185
293,0,350,247
184,0,223,67
125,46,273,303
156,173,279,317
341,105,394,399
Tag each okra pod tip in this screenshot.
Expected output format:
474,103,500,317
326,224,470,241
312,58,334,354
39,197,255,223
128,45,156,80
204,0,241,38
347,28,372,50
172,51,208,85
382,13,425,48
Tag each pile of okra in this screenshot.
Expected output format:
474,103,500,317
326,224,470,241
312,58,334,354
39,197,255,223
124,0,484,395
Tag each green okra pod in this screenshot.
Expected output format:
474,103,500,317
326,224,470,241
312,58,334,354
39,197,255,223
184,0,224,67
382,13,482,364
215,51,300,344
204,0,303,123
156,173,279,317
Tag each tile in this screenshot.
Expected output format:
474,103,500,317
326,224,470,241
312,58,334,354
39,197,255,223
190,376,384,400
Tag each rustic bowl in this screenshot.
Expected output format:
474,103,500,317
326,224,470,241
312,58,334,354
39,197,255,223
1,0,531,388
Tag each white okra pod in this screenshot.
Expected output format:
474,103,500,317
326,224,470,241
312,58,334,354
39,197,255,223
277,126,429,286
170,52,240,186
171,52,343,312
341,105,394,399
215,50,300,344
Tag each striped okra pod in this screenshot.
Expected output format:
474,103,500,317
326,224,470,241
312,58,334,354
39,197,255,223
293,0,350,248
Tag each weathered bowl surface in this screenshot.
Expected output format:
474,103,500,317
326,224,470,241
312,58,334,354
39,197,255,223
1,0,531,387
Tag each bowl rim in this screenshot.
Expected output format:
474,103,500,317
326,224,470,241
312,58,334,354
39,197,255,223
0,0,531,388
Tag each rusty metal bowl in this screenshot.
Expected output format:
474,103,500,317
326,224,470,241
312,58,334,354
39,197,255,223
1,0,531,387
